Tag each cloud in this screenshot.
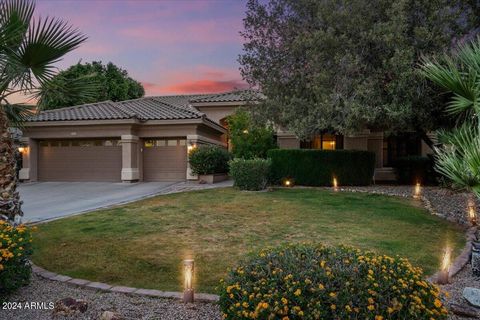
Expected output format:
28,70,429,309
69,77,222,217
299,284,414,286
119,19,243,45
143,79,248,95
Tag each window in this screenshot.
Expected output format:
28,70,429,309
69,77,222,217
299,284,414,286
301,134,342,150
167,139,177,146
156,140,166,147
144,140,155,148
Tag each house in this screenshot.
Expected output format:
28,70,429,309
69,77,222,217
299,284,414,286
19,89,432,182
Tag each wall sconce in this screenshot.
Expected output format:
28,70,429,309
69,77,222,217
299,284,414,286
187,144,197,154
183,259,194,303
437,247,451,284
413,182,421,199
18,146,26,153
468,198,477,226
332,177,338,191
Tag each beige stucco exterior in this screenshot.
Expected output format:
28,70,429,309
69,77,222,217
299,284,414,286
21,118,226,182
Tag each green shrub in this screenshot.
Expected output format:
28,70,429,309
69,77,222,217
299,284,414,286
0,221,34,302
226,109,277,159
393,155,438,185
267,149,375,186
229,158,271,190
188,145,231,175
218,244,447,320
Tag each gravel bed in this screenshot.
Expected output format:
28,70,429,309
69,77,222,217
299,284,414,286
0,274,221,320
341,185,476,226
441,264,480,320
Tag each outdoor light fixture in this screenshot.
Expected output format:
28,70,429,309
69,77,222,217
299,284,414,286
187,144,197,153
183,259,194,303
333,177,338,191
414,182,421,199
18,146,25,153
437,247,451,284
468,198,477,226
242,129,249,134
283,178,293,188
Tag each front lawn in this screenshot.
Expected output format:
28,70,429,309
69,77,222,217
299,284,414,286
32,188,465,293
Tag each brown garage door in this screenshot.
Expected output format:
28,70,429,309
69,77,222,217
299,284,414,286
143,138,187,181
38,139,122,182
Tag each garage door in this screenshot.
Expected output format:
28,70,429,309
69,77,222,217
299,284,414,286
143,138,187,181
38,139,122,182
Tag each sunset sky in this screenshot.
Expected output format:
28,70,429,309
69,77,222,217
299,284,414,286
35,0,249,96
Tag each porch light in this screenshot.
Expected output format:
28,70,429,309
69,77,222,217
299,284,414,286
437,247,451,284
187,144,197,153
468,198,477,225
183,259,194,303
18,146,26,153
332,177,338,191
414,182,421,199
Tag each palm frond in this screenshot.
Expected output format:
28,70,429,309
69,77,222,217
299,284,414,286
0,0,34,50
12,16,87,84
1,102,34,128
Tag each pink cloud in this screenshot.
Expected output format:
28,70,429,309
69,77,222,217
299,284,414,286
143,79,248,95
119,19,242,44
76,41,116,55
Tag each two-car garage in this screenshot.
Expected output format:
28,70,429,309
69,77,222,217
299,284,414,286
36,138,187,182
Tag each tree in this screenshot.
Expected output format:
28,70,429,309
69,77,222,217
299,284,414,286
0,0,96,222
41,61,145,109
227,109,277,159
239,0,477,146
420,38,480,197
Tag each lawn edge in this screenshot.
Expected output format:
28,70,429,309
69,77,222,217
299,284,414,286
30,262,219,303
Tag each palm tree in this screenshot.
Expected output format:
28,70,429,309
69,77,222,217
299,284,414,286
420,38,480,198
0,0,96,223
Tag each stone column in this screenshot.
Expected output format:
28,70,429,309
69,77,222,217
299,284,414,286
19,137,38,181
367,131,384,168
121,135,139,182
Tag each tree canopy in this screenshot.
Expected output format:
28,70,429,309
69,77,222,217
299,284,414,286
240,0,478,144
41,61,145,109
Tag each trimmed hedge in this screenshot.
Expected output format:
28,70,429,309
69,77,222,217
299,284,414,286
188,145,231,175
393,155,438,185
218,244,448,320
267,149,375,186
229,158,271,191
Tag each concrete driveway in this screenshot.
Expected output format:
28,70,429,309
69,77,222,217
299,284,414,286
18,181,178,223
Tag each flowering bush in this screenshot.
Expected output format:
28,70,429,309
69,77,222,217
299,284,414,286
0,221,34,300
218,244,448,320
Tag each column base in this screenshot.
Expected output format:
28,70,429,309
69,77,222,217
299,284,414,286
121,168,139,181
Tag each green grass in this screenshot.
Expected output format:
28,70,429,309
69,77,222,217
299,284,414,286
32,188,465,293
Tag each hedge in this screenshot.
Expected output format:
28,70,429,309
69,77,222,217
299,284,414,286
229,158,271,191
393,155,438,185
267,149,375,186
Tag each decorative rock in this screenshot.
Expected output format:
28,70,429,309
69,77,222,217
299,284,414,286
53,297,88,315
463,287,480,308
450,303,479,318
99,311,124,320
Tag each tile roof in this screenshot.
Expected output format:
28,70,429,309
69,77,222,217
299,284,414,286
189,89,264,103
26,90,256,123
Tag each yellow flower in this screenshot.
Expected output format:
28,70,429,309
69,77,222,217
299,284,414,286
375,315,383,320
368,305,375,311
281,297,288,305
330,304,336,310
294,289,301,296
329,292,337,298
368,297,374,304
434,299,442,308
345,305,352,312
318,284,325,290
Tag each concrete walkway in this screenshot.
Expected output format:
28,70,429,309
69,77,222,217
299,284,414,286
18,180,233,223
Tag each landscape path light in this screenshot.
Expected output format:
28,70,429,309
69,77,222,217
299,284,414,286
183,259,194,303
